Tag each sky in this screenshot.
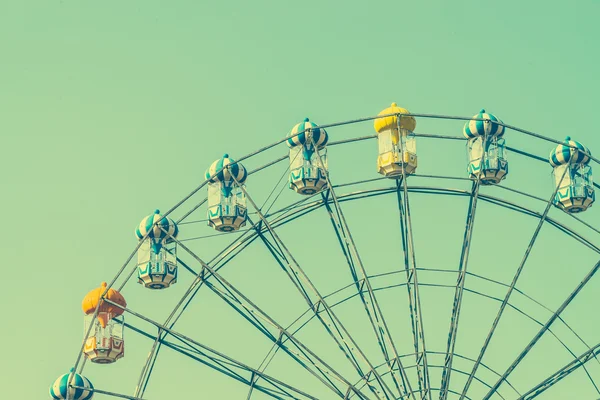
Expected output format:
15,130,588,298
1,0,600,399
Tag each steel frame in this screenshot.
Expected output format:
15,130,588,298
65,112,600,400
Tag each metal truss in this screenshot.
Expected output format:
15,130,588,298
483,260,600,399
395,184,431,399
439,180,482,400
236,180,396,400
170,183,599,399
174,238,371,399
309,141,415,399
319,186,414,399
518,341,600,399
107,304,322,400
458,166,571,399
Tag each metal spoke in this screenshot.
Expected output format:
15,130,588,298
391,116,434,399
202,274,343,396
291,260,596,397
171,238,372,399
483,259,600,399
518,341,600,400
139,234,297,396
246,341,284,399
235,178,396,400
136,194,326,397
439,180,482,400
134,226,265,397
132,335,296,400
312,139,415,399
116,313,318,399
396,186,431,399
459,165,570,400
249,222,389,399
321,190,414,399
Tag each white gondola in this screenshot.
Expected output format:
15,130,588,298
287,118,329,195
550,137,594,213
206,154,248,231
464,109,508,185
135,210,179,289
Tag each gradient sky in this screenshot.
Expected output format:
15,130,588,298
2,1,600,399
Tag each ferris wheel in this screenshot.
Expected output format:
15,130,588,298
49,103,599,400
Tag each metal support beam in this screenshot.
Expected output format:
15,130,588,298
171,239,372,399
320,185,415,399
310,136,415,399
439,180,482,400
396,185,431,399
109,299,350,400
202,276,343,397
135,196,323,397
122,318,312,399
134,227,264,397
393,116,433,400
459,165,570,399
236,178,396,400
483,260,600,399
518,341,600,400
132,181,597,400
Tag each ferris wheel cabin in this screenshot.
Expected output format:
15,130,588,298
464,110,509,185
205,154,248,232
83,312,125,364
49,369,94,400
549,137,595,213
287,118,329,195
135,210,179,289
81,283,126,364
374,103,418,179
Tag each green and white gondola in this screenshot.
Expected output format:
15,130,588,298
464,109,508,185
287,118,329,195
549,137,594,213
206,154,248,232
49,369,94,400
135,210,179,289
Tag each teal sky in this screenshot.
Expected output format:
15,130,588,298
2,1,600,399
